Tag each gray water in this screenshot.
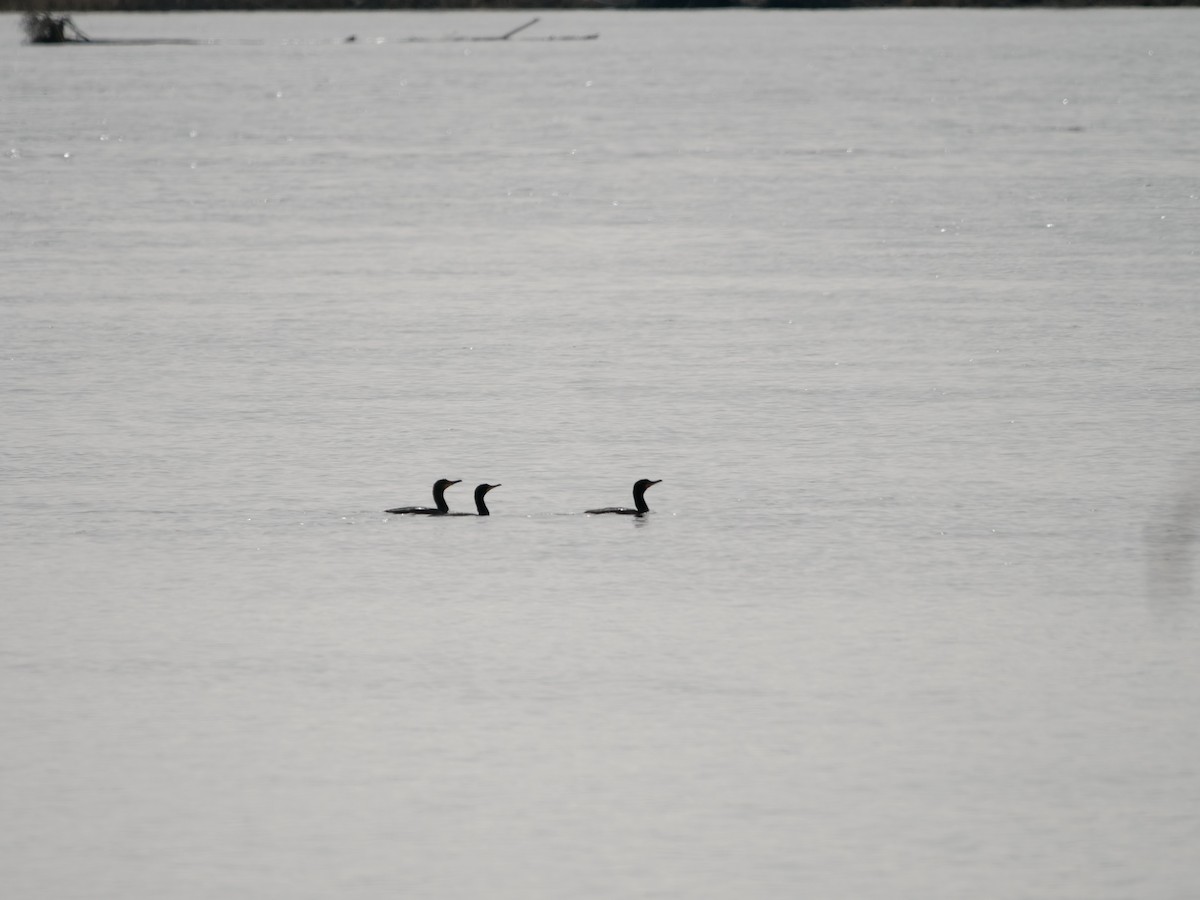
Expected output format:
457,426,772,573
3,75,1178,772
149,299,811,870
3,9,1199,898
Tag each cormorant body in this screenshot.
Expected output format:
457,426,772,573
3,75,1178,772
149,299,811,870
385,478,460,514
586,479,661,515
448,484,501,516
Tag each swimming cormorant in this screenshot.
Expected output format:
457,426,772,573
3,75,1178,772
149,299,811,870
586,479,661,515
448,484,501,516
385,478,460,514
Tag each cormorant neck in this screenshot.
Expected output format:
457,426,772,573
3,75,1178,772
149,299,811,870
633,485,650,514
474,486,491,516
433,484,451,513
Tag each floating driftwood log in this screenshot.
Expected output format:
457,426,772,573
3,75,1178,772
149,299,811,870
23,14,597,47
23,10,211,44
390,18,600,43
23,11,86,43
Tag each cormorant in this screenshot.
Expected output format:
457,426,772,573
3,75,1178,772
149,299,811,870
586,479,661,515
448,484,501,516
385,478,460,514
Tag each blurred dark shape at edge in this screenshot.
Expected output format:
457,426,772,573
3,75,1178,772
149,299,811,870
1145,459,1199,618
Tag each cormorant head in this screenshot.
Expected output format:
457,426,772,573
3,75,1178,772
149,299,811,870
634,479,661,494
434,479,462,491
477,483,501,495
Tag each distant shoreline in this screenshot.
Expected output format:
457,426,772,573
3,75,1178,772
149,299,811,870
5,0,1197,11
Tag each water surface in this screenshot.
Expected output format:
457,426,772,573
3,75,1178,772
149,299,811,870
3,10,1199,898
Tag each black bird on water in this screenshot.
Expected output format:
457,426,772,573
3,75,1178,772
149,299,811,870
385,478,460,515
448,484,501,516
586,479,662,516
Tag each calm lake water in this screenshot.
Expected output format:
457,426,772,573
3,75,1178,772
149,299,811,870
3,8,1199,898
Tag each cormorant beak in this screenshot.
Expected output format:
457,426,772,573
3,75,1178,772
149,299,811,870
648,480,662,487
448,480,462,486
